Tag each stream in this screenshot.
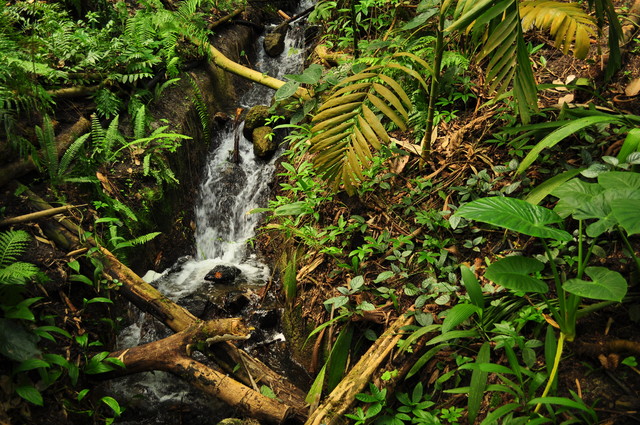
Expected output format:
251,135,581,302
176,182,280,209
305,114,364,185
108,9,311,424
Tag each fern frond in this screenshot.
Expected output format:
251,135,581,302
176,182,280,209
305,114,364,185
0,230,31,268
35,116,59,179
0,262,40,285
187,74,211,140
59,133,90,177
520,0,596,58
310,57,425,194
133,105,148,140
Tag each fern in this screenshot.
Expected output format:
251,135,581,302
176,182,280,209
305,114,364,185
187,74,211,141
35,116,59,181
58,133,90,178
310,55,428,194
0,231,39,285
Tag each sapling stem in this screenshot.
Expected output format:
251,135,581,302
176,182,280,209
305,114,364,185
535,331,566,413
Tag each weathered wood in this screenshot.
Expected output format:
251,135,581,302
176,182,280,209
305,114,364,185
108,320,293,424
208,7,244,30
305,311,415,425
0,116,91,188
17,189,308,421
0,205,85,227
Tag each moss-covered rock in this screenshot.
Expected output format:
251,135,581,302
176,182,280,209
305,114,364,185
252,126,277,158
243,105,271,141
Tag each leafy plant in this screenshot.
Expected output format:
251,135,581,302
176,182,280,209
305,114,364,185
309,57,428,194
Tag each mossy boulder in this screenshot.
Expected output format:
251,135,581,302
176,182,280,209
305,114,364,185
263,27,287,57
252,126,277,159
243,105,271,141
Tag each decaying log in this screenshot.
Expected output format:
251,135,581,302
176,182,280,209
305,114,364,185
17,188,308,420
208,7,244,30
108,320,292,424
305,311,415,425
0,116,91,188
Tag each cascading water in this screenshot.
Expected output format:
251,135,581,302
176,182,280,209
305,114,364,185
109,11,310,424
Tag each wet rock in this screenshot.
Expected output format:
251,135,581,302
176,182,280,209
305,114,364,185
243,105,271,140
253,126,277,159
251,309,280,329
263,26,288,57
177,292,209,318
204,265,242,285
224,291,252,314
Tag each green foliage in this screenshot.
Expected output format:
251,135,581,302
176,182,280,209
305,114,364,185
310,58,427,194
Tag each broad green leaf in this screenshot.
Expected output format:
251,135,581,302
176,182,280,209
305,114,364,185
485,256,548,293
611,198,640,235
442,303,479,333
597,170,640,191
15,358,49,373
576,189,640,237
468,342,490,424
525,169,583,205
461,265,484,309
618,128,640,162
401,9,439,30
273,201,312,216
284,64,323,84
563,267,627,302
552,179,604,218
274,81,300,101
455,196,572,241
517,116,623,174
100,396,123,416
305,363,326,405
480,403,521,425
326,324,353,392
16,385,43,406
528,397,597,420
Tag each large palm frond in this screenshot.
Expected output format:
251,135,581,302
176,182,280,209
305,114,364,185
310,57,428,194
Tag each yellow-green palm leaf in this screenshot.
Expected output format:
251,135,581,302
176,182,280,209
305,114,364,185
520,0,596,59
310,57,425,194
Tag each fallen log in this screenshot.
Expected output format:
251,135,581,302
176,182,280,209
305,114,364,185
17,187,308,420
0,204,85,227
0,116,91,188
108,320,293,424
305,311,415,425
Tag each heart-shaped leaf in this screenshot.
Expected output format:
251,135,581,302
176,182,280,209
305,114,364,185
598,171,640,191
455,197,572,241
611,198,640,235
485,256,548,293
563,267,627,302
552,179,604,218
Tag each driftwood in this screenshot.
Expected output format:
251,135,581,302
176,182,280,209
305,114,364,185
108,319,292,424
305,311,415,425
18,189,308,421
0,116,91,188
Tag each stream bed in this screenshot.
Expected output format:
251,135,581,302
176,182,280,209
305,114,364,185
108,9,311,424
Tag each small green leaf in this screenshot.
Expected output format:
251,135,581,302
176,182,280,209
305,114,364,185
484,256,548,293
455,197,572,241
100,396,123,416
274,81,300,101
16,384,43,406
460,265,484,309
563,267,627,302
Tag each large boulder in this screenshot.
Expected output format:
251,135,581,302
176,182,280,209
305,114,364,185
263,27,288,57
204,264,242,285
253,126,277,159
243,105,271,141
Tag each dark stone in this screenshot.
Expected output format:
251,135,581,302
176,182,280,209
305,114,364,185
251,309,280,329
252,126,277,159
243,105,271,140
204,265,242,285
224,291,252,314
177,292,209,318
263,27,288,57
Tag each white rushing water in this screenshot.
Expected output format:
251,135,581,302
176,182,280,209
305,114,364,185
110,16,309,424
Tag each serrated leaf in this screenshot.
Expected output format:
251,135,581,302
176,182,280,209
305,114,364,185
485,256,548,293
